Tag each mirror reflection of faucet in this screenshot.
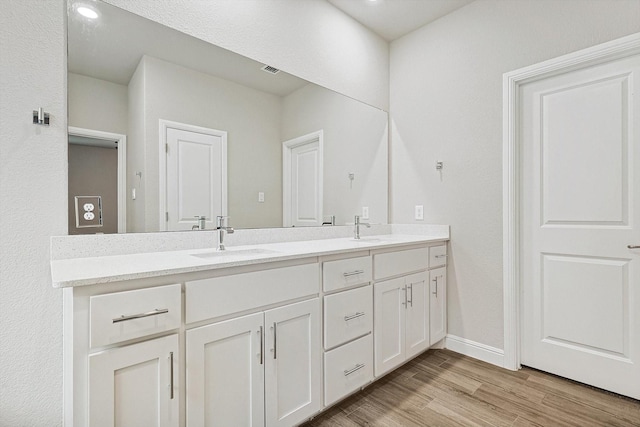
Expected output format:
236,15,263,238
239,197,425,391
192,216,206,230
353,215,370,240
216,216,234,251
322,215,336,226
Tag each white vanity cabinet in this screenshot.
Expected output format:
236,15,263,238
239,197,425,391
71,283,182,427
186,299,321,427
321,254,374,406
89,335,179,427
429,244,448,345
60,235,449,427
372,244,447,377
184,262,321,427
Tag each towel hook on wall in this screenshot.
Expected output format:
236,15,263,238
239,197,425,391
32,108,50,126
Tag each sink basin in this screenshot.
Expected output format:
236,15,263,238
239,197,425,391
351,237,383,243
191,248,280,259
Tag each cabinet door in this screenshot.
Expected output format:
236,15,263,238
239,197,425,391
430,267,447,345
88,334,178,427
264,299,321,427
186,313,264,427
405,271,430,359
373,277,406,377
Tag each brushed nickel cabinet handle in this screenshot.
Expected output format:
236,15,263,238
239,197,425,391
344,363,365,376
435,254,448,258
112,308,168,323
344,312,365,321
259,327,264,365
432,277,438,297
272,323,277,360
408,283,413,307
628,245,640,249
169,351,174,400
343,270,365,277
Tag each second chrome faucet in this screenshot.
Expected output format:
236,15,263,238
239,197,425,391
354,215,370,240
216,216,234,251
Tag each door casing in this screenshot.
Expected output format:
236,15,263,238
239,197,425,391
502,32,640,371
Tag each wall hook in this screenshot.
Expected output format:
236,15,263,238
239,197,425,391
33,108,50,126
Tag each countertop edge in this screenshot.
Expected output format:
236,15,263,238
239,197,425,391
52,235,449,288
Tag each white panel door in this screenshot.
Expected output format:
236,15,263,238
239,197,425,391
165,126,226,231
405,271,429,359
283,132,323,227
521,54,640,399
186,313,264,427
373,277,406,377
264,299,321,427
88,335,179,427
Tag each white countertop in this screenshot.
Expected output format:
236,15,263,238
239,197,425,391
51,234,448,288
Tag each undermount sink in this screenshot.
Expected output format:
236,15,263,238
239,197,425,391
351,237,383,243
190,247,280,259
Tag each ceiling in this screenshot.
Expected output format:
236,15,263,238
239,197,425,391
68,0,307,96
327,0,474,42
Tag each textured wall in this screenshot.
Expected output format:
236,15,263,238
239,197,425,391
103,0,390,111
0,0,67,425
390,0,640,350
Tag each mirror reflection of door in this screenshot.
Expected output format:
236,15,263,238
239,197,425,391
283,131,324,227
68,127,127,234
160,120,227,231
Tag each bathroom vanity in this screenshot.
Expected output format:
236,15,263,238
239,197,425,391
53,230,448,427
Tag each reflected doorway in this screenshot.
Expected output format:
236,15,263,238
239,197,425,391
68,127,127,234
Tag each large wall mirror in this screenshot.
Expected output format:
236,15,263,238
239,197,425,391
67,0,388,233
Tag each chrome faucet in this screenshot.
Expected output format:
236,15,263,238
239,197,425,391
354,215,370,240
192,216,206,230
216,216,234,251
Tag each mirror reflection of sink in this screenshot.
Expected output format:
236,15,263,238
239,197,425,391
191,248,280,259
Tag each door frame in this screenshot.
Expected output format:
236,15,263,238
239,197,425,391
68,126,127,233
282,130,324,227
502,32,640,371
158,119,228,231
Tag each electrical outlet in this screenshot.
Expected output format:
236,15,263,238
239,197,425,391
258,192,265,203
362,206,369,219
415,205,424,221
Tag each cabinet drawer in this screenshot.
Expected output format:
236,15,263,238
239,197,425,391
373,247,428,280
324,334,373,406
324,285,372,350
429,244,447,268
186,263,318,324
323,256,372,292
90,284,181,348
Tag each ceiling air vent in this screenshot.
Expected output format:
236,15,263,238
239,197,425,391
261,65,280,75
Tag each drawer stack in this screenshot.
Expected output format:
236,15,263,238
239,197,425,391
322,255,374,406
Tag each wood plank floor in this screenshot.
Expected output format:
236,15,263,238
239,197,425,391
302,349,640,427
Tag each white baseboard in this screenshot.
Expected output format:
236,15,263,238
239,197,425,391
444,334,505,368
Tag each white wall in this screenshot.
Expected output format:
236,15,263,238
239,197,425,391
390,0,640,350
103,0,390,111
282,84,388,226
68,73,128,134
0,1,387,424
0,0,67,425
137,56,283,231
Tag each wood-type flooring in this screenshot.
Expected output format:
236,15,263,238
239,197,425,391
302,349,640,427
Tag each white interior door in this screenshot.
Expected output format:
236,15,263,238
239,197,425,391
162,121,226,231
283,131,323,227
521,54,640,399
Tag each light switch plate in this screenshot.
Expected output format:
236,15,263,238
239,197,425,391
415,205,424,221
258,192,265,203
362,206,369,219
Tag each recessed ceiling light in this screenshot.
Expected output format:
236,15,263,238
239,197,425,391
77,6,98,19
